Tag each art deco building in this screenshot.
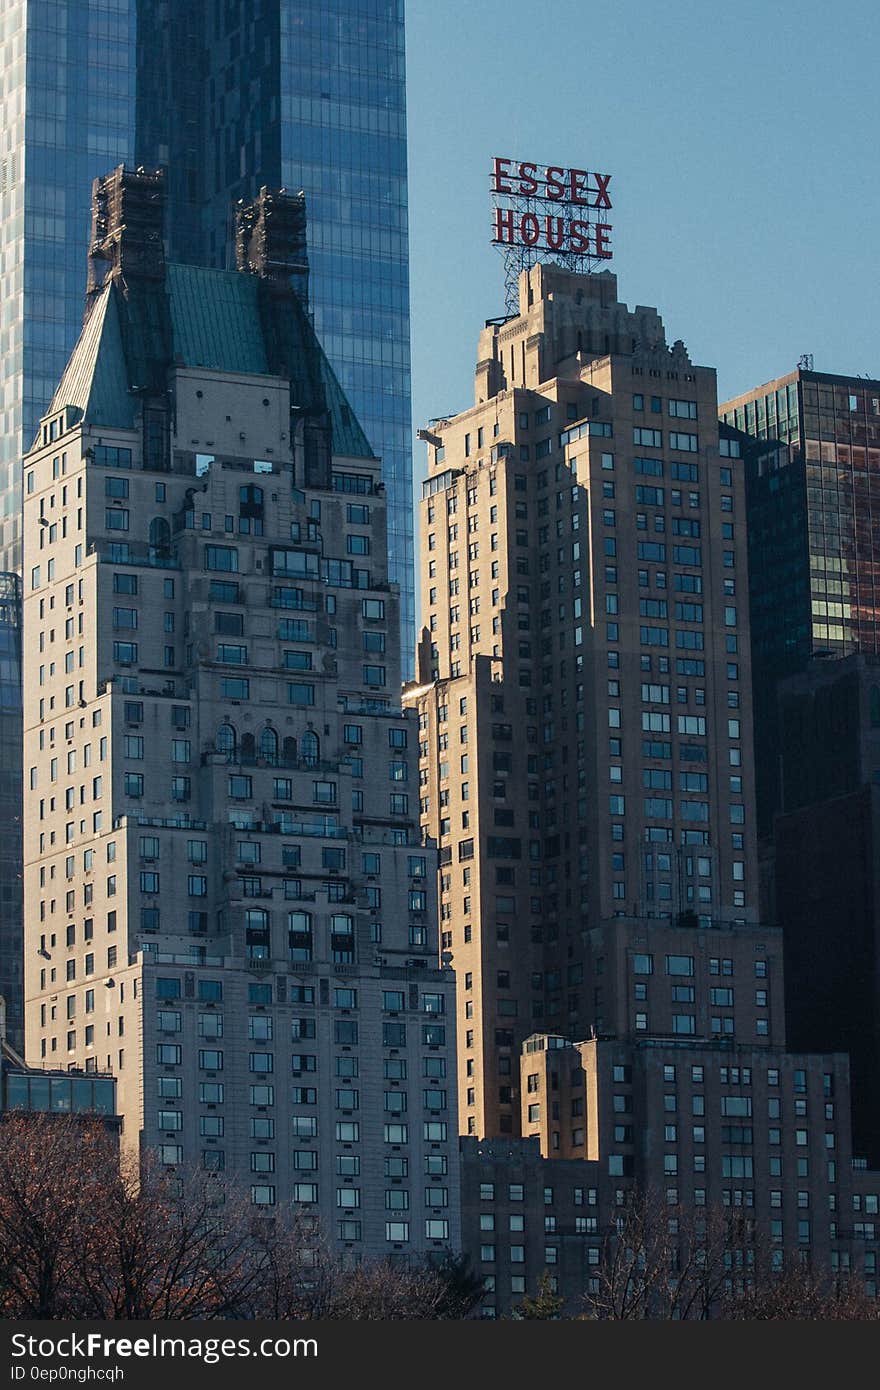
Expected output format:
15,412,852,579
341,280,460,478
136,0,416,665
21,169,457,1259
0,1,414,668
0,1,416,1164
406,264,757,1139
0,572,23,1050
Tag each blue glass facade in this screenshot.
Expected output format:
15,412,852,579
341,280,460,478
135,0,415,672
1,3,414,665
279,1,414,673
0,0,135,571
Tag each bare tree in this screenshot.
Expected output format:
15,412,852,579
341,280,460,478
250,1235,484,1321
0,1114,484,1321
241,1212,325,1320
0,1116,296,1320
582,1188,879,1321
720,1246,880,1321
582,1188,751,1321
324,1260,448,1320
0,1114,113,1318
75,1152,274,1320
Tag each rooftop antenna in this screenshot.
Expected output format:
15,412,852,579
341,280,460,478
798,353,814,371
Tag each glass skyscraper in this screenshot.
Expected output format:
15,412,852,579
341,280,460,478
279,2,414,673
0,1,414,665
0,0,136,571
721,368,880,832
137,0,415,669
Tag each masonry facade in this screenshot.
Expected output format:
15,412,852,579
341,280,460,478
21,170,458,1260
406,265,757,1140
0,571,23,1050
458,919,880,1315
416,266,880,1315
461,1034,880,1317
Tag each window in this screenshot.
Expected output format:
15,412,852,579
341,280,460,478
205,546,238,572
221,678,249,700
634,427,662,448
217,643,247,665
666,955,694,976
669,432,699,452
288,683,315,706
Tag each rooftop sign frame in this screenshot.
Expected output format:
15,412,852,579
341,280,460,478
490,157,613,313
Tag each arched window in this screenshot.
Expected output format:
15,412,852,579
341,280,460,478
216,723,236,757
245,907,270,962
871,686,880,728
288,910,313,962
301,730,319,767
259,726,279,764
148,516,171,559
330,913,355,964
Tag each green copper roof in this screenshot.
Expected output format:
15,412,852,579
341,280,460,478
48,287,136,430
166,265,270,376
47,263,374,462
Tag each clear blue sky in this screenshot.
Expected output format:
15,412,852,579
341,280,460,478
406,0,880,456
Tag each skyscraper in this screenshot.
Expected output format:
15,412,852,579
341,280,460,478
0,571,23,1051
136,0,415,670
406,264,757,1138
720,368,880,832
0,0,136,572
1,2,414,668
22,171,457,1258
772,653,880,1165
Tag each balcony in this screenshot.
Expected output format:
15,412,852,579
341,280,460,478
91,542,180,570
113,813,209,831
267,589,321,613
204,747,340,775
137,951,224,966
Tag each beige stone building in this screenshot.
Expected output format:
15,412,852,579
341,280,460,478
405,264,757,1139
459,898,877,1317
21,169,459,1259
462,1030,880,1316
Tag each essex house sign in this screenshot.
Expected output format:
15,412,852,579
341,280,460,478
490,156,613,310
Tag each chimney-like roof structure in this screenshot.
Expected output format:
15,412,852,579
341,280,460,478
46,166,374,462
